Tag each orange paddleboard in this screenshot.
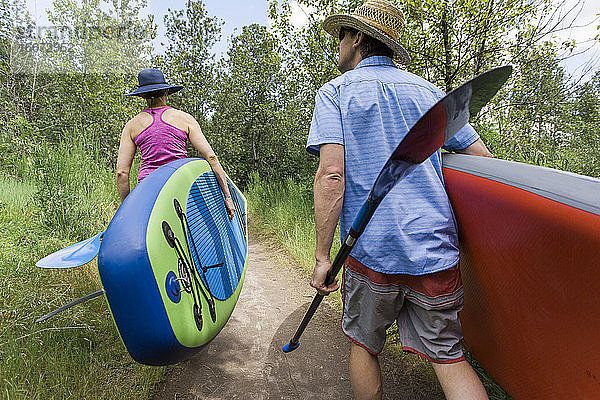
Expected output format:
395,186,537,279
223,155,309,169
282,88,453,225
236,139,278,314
443,153,600,399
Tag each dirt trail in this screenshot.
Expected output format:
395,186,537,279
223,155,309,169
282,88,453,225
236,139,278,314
151,234,444,400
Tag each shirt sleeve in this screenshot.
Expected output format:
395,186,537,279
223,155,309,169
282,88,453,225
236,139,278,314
442,123,479,151
306,83,345,156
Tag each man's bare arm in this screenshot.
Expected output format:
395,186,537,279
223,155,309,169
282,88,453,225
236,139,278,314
455,138,493,157
311,143,345,295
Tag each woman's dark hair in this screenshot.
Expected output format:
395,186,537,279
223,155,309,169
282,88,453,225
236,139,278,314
141,89,168,100
142,89,168,114
339,26,394,60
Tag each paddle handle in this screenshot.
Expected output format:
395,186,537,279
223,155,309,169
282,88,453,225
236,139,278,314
283,225,362,352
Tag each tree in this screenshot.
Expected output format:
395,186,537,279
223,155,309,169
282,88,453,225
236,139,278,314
564,71,600,177
157,0,223,119
481,41,570,164
0,0,37,121
0,0,45,175
36,0,156,160
207,24,316,186
266,0,599,177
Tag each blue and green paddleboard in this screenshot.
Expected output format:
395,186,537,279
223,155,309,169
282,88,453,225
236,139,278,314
36,158,248,366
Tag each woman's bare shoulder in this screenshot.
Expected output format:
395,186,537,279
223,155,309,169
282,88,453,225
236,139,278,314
163,107,197,130
124,112,152,136
165,107,195,121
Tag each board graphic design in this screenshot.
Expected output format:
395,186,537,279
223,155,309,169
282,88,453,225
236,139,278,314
37,158,248,366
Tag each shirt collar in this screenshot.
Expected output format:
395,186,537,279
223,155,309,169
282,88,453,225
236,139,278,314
354,56,397,70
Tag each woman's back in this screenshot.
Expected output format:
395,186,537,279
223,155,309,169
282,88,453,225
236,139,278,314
130,106,188,181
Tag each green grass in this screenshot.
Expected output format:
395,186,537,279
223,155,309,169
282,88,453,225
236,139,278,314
0,141,165,400
245,173,342,307
245,173,320,271
31,141,120,240
245,173,512,400
0,176,37,211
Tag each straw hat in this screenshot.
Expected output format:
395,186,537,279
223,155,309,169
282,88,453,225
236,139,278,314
323,0,411,66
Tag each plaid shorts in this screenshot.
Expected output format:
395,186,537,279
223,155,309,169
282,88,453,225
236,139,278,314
341,256,466,363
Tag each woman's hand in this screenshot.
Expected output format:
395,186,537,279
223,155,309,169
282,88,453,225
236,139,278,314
225,197,235,219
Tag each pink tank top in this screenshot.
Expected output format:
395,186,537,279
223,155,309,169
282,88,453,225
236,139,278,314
134,106,188,182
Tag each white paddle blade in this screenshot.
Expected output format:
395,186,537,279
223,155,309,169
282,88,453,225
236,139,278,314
36,231,104,269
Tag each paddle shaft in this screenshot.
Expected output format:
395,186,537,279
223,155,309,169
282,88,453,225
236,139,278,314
35,289,105,323
287,230,358,348
286,198,379,348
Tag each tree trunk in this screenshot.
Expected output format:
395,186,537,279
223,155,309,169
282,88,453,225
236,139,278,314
441,5,452,93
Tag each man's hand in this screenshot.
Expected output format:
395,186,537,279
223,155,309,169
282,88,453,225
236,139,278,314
310,259,340,296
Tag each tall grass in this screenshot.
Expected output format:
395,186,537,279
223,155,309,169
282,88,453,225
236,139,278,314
0,139,164,399
0,175,37,210
245,172,321,274
245,173,511,400
32,140,120,240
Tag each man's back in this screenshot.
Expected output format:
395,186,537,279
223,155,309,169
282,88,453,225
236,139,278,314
307,56,478,275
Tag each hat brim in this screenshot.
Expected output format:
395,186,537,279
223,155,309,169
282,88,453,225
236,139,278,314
323,14,411,66
126,83,183,97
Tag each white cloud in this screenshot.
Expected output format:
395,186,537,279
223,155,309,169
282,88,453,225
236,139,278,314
289,1,316,29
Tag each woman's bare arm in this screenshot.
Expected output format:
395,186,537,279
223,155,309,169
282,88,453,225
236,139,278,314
116,122,137,202
187,115,235,218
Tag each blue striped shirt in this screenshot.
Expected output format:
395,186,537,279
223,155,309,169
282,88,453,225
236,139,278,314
307,56,478,275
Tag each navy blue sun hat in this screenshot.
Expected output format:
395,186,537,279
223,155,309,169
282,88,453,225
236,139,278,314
126,68,183,97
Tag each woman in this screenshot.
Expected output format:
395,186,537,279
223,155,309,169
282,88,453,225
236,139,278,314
116,68,235,218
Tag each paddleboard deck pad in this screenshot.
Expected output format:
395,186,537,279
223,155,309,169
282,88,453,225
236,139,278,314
442,153,600,399
99,158,247,366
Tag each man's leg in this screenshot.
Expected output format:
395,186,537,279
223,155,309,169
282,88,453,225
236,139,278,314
430,360,488,400
349,343,382,400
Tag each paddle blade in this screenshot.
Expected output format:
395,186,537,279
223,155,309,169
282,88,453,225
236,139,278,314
35,289,105,323
371,66,512,203
36,231,104,269
395,66,511,164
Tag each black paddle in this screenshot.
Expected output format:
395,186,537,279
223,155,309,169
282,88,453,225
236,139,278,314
35,289,106,323
282,65,513,353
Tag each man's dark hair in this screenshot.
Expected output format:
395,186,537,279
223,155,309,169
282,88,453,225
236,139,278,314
339,26,394,60
338,26,358,41
359,34,394,59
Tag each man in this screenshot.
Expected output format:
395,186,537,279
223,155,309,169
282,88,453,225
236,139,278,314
306,1,491,399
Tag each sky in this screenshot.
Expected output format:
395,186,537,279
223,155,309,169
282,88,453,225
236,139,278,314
24,0,600,80
546,0,600,80
143,0,270,55
24,0,270,57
